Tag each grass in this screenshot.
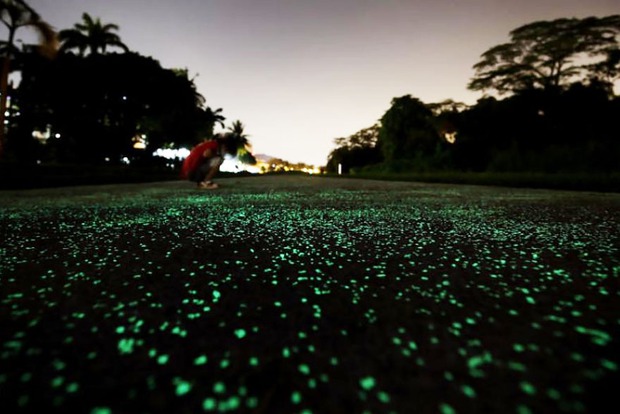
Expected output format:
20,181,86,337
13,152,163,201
1,176,619,413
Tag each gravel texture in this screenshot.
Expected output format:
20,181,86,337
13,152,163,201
1,175,619,413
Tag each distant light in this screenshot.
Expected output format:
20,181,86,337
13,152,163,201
121,157,130,165
55,133,61,139
444,132,457,144
153,147,190,160
132,134,147,149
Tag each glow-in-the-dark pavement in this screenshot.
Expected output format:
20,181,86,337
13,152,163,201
1,176,618,413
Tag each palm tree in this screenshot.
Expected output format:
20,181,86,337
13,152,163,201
227,120,250,147
203,106,225,138
59,12,129,56
0,0,56,157
227,120,256,165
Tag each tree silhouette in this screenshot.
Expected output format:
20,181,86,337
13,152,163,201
203,106,225,139
59,13,129,56
327,125,382,173
227,120,249,146
17,52,212,163
226,120,256,165
469,15,620,95
0,0,56,157
378,95,439,163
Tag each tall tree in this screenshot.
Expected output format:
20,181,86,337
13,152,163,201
17,52,211,163
0,0,56,157
59,13,129,56
333,124,380,149
226,120,256,165
469,15,620,95
328,124,382,173
378,95,438,163
203,106,225,139
227,120,249,147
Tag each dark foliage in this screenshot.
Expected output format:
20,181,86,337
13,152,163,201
9,51,208,164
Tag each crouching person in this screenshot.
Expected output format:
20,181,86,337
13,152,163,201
180,135,237,189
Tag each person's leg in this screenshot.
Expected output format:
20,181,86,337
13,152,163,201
190,162,211,185
198,157,223,189
203,160,222,182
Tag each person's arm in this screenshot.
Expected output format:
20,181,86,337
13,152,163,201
203,148,215,158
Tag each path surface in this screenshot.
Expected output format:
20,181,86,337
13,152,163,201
1,176,619,413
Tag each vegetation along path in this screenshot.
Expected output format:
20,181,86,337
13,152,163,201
1,176,619,413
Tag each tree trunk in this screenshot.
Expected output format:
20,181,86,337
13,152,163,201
0,55,10,159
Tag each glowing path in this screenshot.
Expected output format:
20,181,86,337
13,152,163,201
1,176,619,413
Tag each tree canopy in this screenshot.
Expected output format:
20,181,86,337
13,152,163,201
59,12,129,56
469,15,620,95
378,95,438,162
0,0,56,156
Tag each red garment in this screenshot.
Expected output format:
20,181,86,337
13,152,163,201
180,140,219,179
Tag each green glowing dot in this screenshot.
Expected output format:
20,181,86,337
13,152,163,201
249,357,259,366
520,381,536,395
157,354,169,365
203,398,217,411
468,352,492,370
234,329,246,339
571,353,584,362
517,405,533,414
462,385,476,398
116,326,125,334
547,388,561,400
91,408,112,414
53,359,66,371
291,391,302,404
66,382,79,393
51,376,64,388
220,359,230,369
246,397,258,408
174,378,192,396
299,364,310,375
601,359,618,371
508,361,527,372
118,338,135,354
378,391,390,403
194,355,208,365
360,376,376,390
214,382,226,394
440,403,456,414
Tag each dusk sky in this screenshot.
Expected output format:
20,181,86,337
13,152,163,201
26,0,620,165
